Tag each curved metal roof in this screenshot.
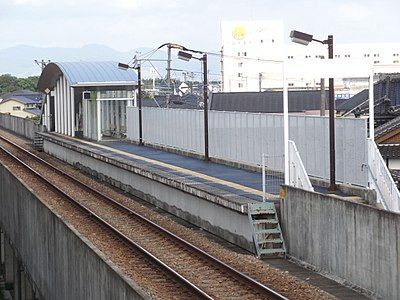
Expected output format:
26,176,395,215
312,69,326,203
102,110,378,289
37,61,137,92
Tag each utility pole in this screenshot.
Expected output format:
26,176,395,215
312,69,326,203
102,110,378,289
166,44,172,107
320,78,326,116
190,72,194,94
220,46,224,92
137,63,143,145
35,59,50,71
35,59,51,127
258,73,263,92
203,54,209,161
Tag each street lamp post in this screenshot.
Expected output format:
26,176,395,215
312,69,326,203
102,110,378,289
202,53,209,161
290,30,337,191
177,50,210,161
118,61,143,146
327,35,336,191
137,62,143,146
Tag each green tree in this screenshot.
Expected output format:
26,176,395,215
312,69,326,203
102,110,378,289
17,76,39,91
0,74,20,94
0,74,39,95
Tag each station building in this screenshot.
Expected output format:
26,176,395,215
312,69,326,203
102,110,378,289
37,61,137,141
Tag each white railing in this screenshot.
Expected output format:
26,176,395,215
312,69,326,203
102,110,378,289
261,153,284,201
367,138,400,212
288,140,314,192
261,140,313,200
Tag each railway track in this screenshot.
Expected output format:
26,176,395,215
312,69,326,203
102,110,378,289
0,134,288,300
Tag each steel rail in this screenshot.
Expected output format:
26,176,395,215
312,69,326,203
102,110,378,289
0,135,288,300
0,141,212,300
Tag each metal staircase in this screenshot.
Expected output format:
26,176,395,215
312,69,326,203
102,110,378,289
248,202,286,258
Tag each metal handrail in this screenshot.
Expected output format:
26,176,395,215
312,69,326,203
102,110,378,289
288,140,314,192
367,138,400,212
362,163,389,210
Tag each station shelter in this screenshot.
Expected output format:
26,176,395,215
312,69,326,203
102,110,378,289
37,61,138,140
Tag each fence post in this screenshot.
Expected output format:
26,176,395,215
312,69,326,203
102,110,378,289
262,154,266,202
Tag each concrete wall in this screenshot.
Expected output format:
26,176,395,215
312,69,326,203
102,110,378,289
281,186,400,299
43,138,255,253
0,113,46,140
0,231,38,299
0,163,149,300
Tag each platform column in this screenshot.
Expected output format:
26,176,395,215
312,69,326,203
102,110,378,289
97,91,101,141
105,100,109,135
55,80,59,133
60,76,65,135
47,93,52,131
111,101,115,134
65,77,70,135
116,101,120,135
63,76,68,135
71,87,75,137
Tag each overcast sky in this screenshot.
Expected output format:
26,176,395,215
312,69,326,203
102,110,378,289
1,0,400,52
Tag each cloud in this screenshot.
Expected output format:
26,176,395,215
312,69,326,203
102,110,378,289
116,0,138,9
337,2,372,20
9,0,139,10
12,0,45,5
0,0,399,53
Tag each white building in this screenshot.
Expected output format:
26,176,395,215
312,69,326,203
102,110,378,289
221,20,284,92
221,20,400,96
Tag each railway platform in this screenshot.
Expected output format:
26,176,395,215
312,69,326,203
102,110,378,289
38,133,370,252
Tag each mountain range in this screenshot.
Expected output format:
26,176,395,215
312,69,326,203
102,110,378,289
0,44,219,79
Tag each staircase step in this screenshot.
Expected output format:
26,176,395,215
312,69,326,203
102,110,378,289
255,228,280,235
259,248,286,255
250,209,276,215
257,238,283,244
252,219,278,225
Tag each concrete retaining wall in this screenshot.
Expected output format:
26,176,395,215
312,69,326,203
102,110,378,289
0,113,46,140
43,138,255,253
0,163,149,299
281,186,400,299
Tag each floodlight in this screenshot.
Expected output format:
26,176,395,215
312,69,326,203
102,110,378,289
118,62,130,70
177,51,192,61
290,30,313,45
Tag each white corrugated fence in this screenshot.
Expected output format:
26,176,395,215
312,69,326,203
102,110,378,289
127,106,368,187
